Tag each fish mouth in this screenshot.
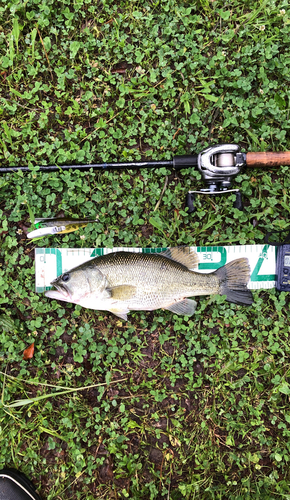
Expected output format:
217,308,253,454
45,280,71,301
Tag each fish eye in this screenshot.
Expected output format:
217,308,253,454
62,273,70,282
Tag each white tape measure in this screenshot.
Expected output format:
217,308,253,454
35,245,276,293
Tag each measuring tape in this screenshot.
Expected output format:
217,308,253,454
35,245,276,293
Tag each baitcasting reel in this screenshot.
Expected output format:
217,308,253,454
186,144,246,213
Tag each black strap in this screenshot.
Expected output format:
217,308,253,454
265,229,290,246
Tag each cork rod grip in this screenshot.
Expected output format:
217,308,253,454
246,151,290,167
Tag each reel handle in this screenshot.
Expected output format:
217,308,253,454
246,151,290,167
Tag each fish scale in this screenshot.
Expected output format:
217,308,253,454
95,252,219,308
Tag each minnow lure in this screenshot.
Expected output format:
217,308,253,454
27,218,97,238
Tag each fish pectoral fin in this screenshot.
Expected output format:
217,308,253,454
165,298,197,316
160,247,199,270
107,285,136,301
109,307,130,321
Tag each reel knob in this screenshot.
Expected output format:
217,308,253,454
233,191,244,211
186,192,195,213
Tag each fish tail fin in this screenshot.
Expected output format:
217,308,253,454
215,258,253,305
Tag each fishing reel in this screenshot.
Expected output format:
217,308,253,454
186,144,246,213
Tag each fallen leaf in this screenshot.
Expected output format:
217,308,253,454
169,435,181,447
23,343,34,360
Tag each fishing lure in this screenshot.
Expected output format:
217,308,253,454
27,218,97,238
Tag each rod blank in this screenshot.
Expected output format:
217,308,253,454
0,160,174,174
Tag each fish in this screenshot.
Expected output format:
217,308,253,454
45,248,253,320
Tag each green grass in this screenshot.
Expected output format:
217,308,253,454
1,0,290,498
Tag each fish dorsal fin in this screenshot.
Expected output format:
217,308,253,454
160,247,199,269
108,285,136,301
165,298,197,316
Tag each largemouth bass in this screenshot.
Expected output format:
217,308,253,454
45,248,253,320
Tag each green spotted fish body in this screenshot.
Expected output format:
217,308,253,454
45,248,253,320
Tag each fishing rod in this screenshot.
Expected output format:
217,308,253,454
2,144,290,212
